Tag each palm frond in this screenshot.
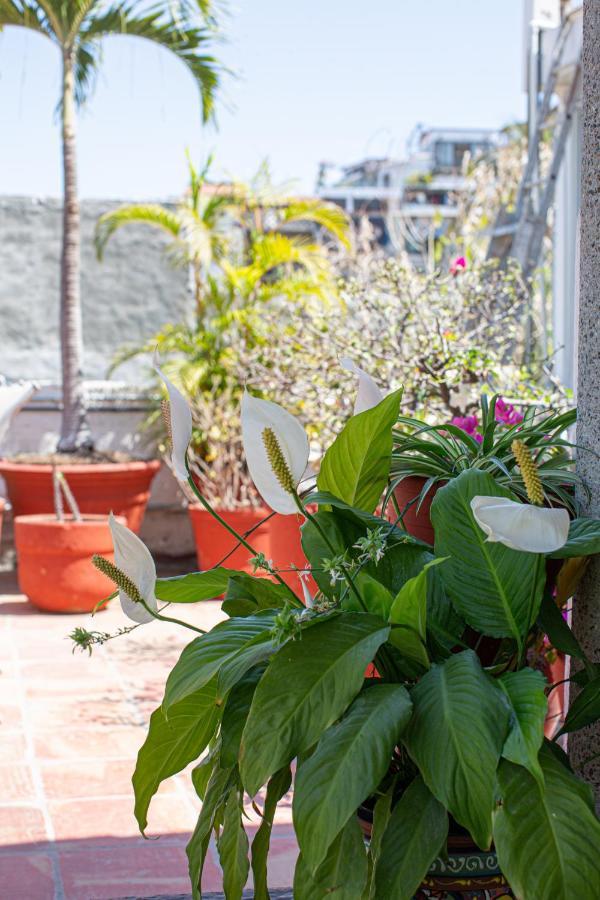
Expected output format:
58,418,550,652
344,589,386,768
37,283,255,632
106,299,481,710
0,0,53,37
280,198,351,250
94,204,181,259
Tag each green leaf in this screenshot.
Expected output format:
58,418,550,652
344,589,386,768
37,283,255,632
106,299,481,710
347,572,394,617
156,568,245,603
549,517,600,558
187,765,236,900
317,389,403,513
251,767,293,900
293,815,368,900
374,776,448,900
133,680,221,835
220,667,264,768
240,612,390,795
499,669,547,783
493,747,600,899
388,559,445,669
222,574,291,616
217,791,250,900
431,470,546,646
305,491,429,547
536,591,587,660
557,676,600,736
403,650,509,848
293,684,412,872
163,612,276,711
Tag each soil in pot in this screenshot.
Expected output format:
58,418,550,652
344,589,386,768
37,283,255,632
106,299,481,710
188,506,308,590
358,804,514,897
390,476,443,545
0,459,160,532
14,514,125,613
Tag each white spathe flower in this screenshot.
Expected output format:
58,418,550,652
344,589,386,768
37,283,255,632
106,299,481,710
340,357,383,414
470,496,570,554
241,390,309,515
109,513,158,624
154,353,193,482
0,382,36,446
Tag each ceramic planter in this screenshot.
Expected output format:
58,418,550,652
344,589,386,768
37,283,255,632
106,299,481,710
391,476,443,545
188,505,308,589
14,513,125,613
0,459,160,532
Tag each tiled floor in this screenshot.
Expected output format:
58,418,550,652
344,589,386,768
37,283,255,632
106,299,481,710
0,570,297,900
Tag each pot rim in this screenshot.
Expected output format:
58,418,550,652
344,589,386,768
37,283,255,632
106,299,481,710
14,513,126,527
0,459,161,474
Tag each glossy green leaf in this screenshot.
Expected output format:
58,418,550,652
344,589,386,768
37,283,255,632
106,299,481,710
156,567,245,603
293,684,412,872
536,591,587,661
557,675,600,736
499,669,547,783
403,650,509,849
346,572,394,617
163,612,276,711
549,517,600,558
374,776,448,900
217,791,250,900
133,679,221,835
187,765,236,900
220,667,264,769
221,574,291,616
388,559,445,668
240,612,390,795
431,470,546,645
251,767,293,900
493,747,600,899
317,389,403,513
293,815,368,900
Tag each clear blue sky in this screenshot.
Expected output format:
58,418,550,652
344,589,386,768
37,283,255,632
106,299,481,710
0,0,525,199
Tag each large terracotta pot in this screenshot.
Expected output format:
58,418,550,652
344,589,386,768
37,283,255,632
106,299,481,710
0,497,4,547
391,476,443,545
0,460,160,532
14,514,125,613
188,505,308,590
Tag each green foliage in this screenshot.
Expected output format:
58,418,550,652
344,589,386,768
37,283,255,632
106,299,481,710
293,816,368,900
499,669,547,784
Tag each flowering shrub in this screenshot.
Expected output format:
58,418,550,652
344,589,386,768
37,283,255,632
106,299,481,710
76,365,600,899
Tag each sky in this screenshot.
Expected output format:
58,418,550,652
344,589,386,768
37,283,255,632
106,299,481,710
0,0,525,200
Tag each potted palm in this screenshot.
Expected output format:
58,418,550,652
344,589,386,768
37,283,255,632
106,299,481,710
96,158,350,571
0,0,223,527
76,369,600,898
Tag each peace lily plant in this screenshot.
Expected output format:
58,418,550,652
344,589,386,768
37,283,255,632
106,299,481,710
74,361,600,900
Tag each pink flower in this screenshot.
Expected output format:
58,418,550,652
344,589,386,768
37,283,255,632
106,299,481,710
495,397,524,426
451,415,483,444
450,256,466,275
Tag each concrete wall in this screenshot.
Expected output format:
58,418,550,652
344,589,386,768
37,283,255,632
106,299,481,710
0,195,191,383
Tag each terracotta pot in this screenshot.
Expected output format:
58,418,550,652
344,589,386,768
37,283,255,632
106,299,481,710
0,497,4,547
14,514,125,613
358,807,513,897
391,476,443,545
188,506,308,590
0,460,160,532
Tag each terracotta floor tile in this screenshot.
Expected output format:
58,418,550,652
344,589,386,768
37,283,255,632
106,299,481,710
33,725,145,761
0,764,36,803
0,731,27,763
27,695,137,732
0,704,23,729
0,852,55,899
0,806,48,844
40,759,138,800
59,840,222,900
48,794,196,841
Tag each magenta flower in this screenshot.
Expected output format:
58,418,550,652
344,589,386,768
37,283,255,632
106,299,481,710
450,256,467,275
451,415,483,444
495,397,523,426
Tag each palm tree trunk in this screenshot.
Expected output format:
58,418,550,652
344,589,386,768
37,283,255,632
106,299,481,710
57,48,93,453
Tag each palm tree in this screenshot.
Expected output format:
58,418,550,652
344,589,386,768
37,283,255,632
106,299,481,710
0,0,222,452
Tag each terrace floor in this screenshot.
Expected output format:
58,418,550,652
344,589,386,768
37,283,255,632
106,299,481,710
0,570,297,900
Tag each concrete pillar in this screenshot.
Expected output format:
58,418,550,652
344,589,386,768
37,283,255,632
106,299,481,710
571,0,600,806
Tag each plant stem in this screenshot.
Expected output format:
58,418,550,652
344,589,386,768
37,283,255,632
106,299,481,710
187,474,301,605
140,597,206,635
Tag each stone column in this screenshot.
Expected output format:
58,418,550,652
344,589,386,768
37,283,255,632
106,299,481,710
571,0,600,806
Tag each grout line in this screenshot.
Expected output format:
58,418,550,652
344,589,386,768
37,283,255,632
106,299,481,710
8,617,66,900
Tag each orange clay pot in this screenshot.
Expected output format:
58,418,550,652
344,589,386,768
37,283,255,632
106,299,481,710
188,506,308,591
391,476,444,545
14,514,126,613
0,460,160,532
0,497,4,547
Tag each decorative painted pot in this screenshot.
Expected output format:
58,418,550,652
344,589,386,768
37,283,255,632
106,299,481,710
0,460,160,532
14,514,126,613
391,476,443,545
358,809,514,898
188,505,308,590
